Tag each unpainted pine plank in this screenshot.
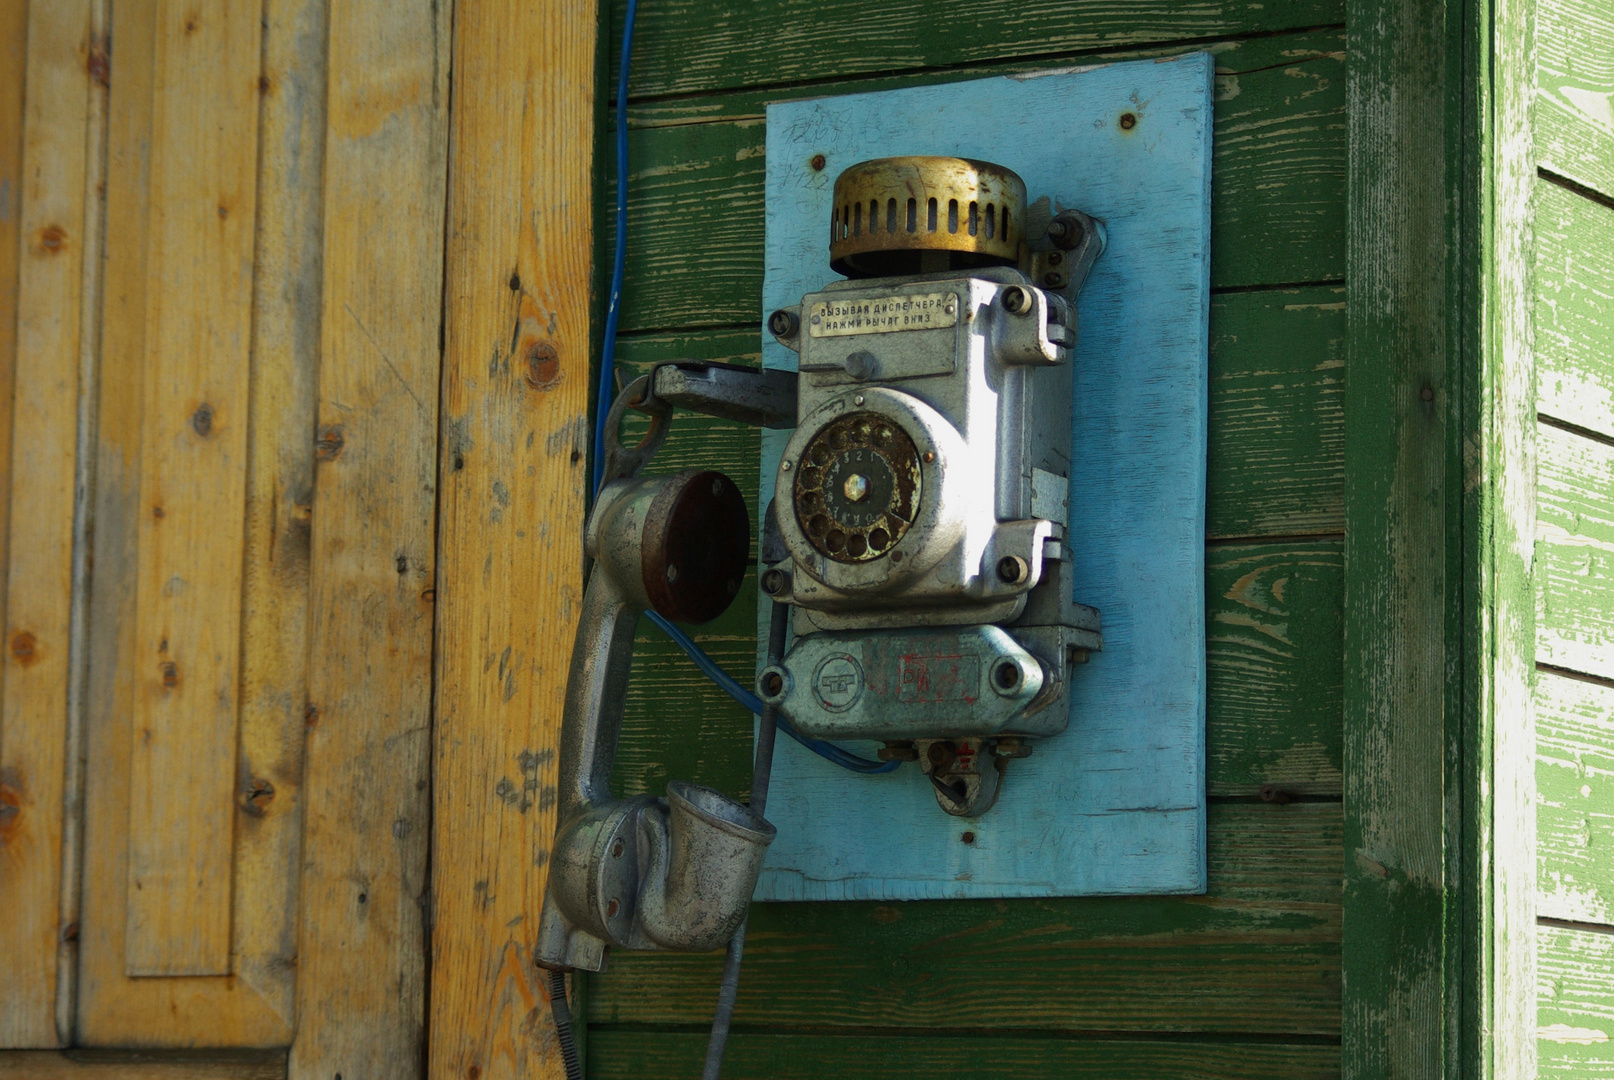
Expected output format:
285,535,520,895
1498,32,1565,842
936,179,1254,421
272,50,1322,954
226,0,327,1028
588,1032,1340,1080
1535,177,1614,440
1539,922,1614,1076
590,802,1341,1034
1341,0,1454,1071
0,1051,285,1080
125,0,263,977
76,0,289,1045
1539,669,1614,924
604,0,1342,100
1536,0,1614,200
613,284,1346,545
614,38,1345,335
0,0,93,1048
287,0,448,1075
428,3,595,1079
1537,422,1614,681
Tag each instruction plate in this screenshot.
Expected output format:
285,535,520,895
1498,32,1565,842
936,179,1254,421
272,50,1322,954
807,292,958,336
756,55,1212,901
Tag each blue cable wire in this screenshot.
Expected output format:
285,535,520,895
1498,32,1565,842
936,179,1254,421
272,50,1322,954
592,5,894,777
592,0,638,495
645,611,897,774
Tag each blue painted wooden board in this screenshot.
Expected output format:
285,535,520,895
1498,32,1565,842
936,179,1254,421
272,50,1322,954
754,54,1212,900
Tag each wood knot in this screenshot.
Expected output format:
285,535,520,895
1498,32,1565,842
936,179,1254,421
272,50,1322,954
525,343,561,390
9,630,37,666
87,44,110,87
0,780,22,845
304,704,320,728
159,660,179,689
315,426,345,460
191,403,214,436
240,778,276,817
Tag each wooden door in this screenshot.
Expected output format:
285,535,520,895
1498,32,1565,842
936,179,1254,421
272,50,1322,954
0,0,592,1076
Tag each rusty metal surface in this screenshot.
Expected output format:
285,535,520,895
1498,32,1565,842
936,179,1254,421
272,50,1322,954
829,156,1026,277
792,411,921,563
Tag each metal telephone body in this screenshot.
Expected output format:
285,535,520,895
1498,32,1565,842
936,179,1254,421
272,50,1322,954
760,156,1106,816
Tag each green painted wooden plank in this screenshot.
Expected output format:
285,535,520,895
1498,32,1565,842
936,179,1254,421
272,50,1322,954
586,1031,1341,1080
1206,286,1344,539
606,0,1342,100
612,539,1342,802
587,801,1342,1035
614,37,1344,334
1536,0,1614,200
614,286,1345,544
1537,422,1614,681
1341,0,1457,1071
1535,177,1614,440
1540,922,1614,1076
1538,670,1614,924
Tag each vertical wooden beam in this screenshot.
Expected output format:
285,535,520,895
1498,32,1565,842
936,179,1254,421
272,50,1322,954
57,0,109,1040
1477,0,1537,1073
125,0,263,977
0,0,94,1047
430,1,597,1077
288,0,449,1075
1341,0,1466,1074
231,0,328,1027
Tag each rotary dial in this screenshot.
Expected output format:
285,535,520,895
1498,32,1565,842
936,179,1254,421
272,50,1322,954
792,412,921,563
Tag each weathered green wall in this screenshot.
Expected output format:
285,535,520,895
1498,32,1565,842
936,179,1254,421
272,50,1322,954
588,5,1349,1075
1533,0,1614,1072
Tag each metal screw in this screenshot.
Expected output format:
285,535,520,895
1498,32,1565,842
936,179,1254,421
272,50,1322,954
993,660,1022,691
1001,285,1032,315
1119,112,1137,130
611,838,625,858
996,555,1027,583
1043,271,1066,289
1046,214,1086,250
922,451,935,463
761,670,785,698
782,460,792,471
666,565,679,582
1047,251,1063,266
761,567,790,596
769,308,800,338
843,473,869,502
854,394,865,406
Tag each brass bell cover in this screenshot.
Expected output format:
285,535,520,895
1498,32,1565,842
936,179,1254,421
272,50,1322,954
828,156,1026,277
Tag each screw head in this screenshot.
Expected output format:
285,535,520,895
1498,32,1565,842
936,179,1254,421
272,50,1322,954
769,308,800,338
761,567,790,596
842,473,869,502
996,555,1027,583
1001,285,1033,315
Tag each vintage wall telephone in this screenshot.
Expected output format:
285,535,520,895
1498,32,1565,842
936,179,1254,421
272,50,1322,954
536,156,1105,975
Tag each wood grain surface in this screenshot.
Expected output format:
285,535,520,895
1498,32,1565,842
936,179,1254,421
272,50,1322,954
124,0,262,981
591,801,1342,1034
0,0,93,1047
426,2,596,1079
1536,0,1614,200
1535,178,1614,439
1342,0,1457,1071
287,0,448,1075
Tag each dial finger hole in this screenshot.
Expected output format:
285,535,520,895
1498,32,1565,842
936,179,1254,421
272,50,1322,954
868,527,890,551
825,529,846,553
847,533,868,558
808,514,829,537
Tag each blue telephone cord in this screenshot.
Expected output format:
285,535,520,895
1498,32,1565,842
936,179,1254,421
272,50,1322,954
590,0,893,777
